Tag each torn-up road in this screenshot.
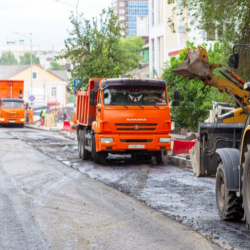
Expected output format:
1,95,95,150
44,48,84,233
0,127,240,249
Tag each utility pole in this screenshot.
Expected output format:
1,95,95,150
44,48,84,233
44,52,47,106
55,0,80,20
14,32,33,96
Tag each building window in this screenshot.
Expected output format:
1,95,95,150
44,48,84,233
51,87,57,97
119,9,125,14
119,16,125,21
32,72,38,79
119,1,125,7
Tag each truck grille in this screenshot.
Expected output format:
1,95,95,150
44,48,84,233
6,113,20,120
115,123,157,131
120,139,153,143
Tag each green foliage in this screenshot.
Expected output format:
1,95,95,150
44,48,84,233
67,93,76,104
162,43,229,130
19,52,40,65
49,61,65,70
0,51,17,65
168,0,250,80
120,36,145,71
60,8,144,93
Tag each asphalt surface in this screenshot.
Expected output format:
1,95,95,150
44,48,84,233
1,127,249,249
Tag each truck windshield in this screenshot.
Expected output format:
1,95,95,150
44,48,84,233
2,101,24,108
103,86,167,106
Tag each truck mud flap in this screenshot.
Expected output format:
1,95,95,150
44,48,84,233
197,122,244,177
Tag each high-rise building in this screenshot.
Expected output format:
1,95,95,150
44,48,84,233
112,0,149,42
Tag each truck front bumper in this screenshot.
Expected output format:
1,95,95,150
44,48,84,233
96,134,171,152
0,118,25,124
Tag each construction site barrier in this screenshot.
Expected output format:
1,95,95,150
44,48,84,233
173,139,196,155
62,120,72,131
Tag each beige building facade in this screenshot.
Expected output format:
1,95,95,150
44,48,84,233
0,64,68,108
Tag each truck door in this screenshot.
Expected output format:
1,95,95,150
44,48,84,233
96,90,102,122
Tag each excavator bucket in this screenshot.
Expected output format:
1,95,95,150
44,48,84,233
172,47,211,79
189,141,201,177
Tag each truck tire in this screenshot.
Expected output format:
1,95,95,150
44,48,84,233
78,129,83,158
92,134,107,165
242,144,250,228
216,162,243,221
155,151,163,164
81,128,91,160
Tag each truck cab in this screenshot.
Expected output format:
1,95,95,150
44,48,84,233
0,98,25,126
0,80,25,127
77,78,175,164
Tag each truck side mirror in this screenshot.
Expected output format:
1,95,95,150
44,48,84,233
228,53,239,69
172,90,179,106
90,89,97,106
174,90,179,101
172,101,179,106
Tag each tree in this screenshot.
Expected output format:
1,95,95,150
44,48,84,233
19,52,40,65
162,42,229,130
120,36,145,71
49,61,65,70
0,51,17,65
60,8,144,92
167,0,250,80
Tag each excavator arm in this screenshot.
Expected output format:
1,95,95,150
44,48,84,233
172,46,250,118
172,46,250,176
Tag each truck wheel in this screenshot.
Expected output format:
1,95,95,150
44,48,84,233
81,128,91,160
216,162,243,221
78,129,83,158
155,151,163,164
92,135,107,165
243,144,250,228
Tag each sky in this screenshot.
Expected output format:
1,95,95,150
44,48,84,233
0,0,112,46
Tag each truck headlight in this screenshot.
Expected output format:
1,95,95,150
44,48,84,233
159,138,171,143
20,118,25,122
0,118,4,121
101,138,113,143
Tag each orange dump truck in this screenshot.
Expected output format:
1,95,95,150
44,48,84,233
0,80,25,127
76,78,178,164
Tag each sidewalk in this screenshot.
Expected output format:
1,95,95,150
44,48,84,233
25,121,65,132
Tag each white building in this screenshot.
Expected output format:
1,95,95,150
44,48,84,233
149,0,207,77
0,41,69,69
0,64,69,108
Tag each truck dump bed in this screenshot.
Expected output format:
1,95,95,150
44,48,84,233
76,78,102,126
0,80,24,99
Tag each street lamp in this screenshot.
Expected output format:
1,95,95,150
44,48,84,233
13,32,33,96
54,0,80,19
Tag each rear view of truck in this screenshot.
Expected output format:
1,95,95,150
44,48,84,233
0,80,25,127
76,78,177,164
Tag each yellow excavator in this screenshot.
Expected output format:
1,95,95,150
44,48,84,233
173,45,250,227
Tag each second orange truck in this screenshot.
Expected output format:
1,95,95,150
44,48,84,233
0,80,26,127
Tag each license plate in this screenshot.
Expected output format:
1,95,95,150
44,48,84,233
9,121,16,123
128,144,145,149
